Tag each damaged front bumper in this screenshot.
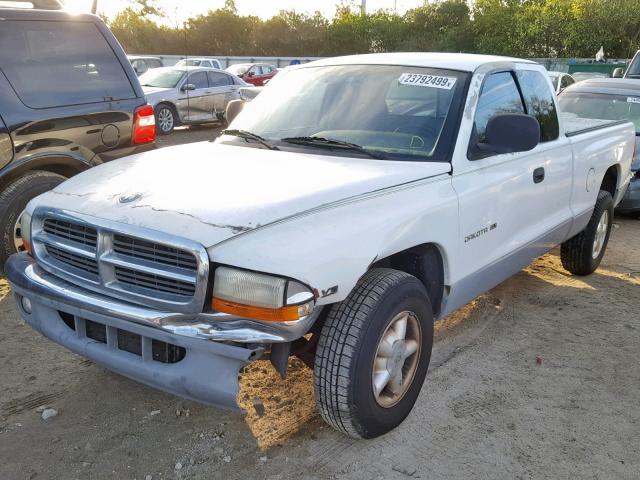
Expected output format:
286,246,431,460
5,253,319,410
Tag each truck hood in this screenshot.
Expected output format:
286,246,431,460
37,142,451,248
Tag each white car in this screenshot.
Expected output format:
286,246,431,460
7,53,635,439
175,57,221,69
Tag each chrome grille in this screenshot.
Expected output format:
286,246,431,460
32,210,209,313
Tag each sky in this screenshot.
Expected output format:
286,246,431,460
63,0,427,22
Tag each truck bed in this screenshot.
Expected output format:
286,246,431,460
561,113,629,137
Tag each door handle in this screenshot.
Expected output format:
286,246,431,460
533,166,545,184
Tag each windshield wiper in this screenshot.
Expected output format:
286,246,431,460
281,136,386,160
222,129,280,150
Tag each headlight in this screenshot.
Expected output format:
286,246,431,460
20,211,32,255
212,266,314,322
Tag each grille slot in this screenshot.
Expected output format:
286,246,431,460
46,245,99,275
43,219,97,248
115,266,196,297
113,235,197,271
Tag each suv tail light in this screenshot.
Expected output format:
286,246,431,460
132,104,155,145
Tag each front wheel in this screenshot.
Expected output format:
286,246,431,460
561,190,614,275
314,268,434,439
155,104,176,135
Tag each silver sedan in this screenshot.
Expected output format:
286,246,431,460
139,67,247,134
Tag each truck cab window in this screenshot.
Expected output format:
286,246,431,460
516,70,560,142
472,71,525,144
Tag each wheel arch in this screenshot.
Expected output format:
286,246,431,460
0,154,90,192
369,242,447,317
600,164,619,199
155,101,181,124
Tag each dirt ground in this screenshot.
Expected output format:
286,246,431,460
1,127,639,479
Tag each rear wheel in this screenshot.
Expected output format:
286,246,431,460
314,268,433,439
0,171,66,270
155,104,176,135
561,190,613,275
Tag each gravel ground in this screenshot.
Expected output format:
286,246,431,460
0,128,639,479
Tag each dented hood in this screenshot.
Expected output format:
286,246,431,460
38,142,451,247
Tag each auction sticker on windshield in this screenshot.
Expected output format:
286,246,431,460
399,73,457,90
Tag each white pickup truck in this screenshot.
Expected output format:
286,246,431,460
6,53,635,439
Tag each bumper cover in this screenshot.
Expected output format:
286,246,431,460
6,253,264,410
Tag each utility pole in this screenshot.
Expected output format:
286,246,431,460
91,0,97,14
361,0,366,15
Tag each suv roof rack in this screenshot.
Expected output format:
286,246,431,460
0,0,64,9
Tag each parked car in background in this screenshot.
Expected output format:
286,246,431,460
226,63,278,86
614,50,639,78
0,8,155,270
128,55,164,76
139,67,246,134
559,78,640,215
175,58,222,70
572,71,609,82
547,71,575,94
7,53,634,440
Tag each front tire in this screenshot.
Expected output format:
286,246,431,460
561,190,614,275
0,171,66,270
155,104,176,135
314,268,434,439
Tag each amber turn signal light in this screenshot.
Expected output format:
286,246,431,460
212,297,301,322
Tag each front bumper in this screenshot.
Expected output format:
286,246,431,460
617,176,640,214
6,253,319,410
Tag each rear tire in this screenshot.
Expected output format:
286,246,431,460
0,171,66,270
561,190,613,275
314,268,433,439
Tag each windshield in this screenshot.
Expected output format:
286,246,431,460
223,64,468,161
559,92,640,131
227,64,250,76
139,69,184,88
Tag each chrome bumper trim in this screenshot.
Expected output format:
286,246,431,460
6,253,320,343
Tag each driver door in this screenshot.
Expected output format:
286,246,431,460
451,69,570,296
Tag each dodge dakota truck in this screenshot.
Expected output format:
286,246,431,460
6,53,635,439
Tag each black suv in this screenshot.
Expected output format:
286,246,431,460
0,7,155,269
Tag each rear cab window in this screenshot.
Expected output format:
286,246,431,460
515,70,559,142
0,20,135,109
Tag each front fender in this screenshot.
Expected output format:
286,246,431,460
207,174,458,306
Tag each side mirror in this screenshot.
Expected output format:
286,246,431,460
475,113,540,157
247,71,255,77
612,67,624,78
225,99,245,124
181,83,196,91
